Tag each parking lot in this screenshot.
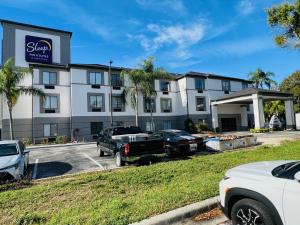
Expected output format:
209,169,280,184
28,143,117,179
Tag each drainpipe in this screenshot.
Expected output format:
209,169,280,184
31,68,34,143
109,60,113,126
185,77,189,118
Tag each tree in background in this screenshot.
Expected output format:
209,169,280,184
248,68,277,89
280,71,300,112
0,58,45,140
267,0,300,48
121,57,172,128
264,100,285,121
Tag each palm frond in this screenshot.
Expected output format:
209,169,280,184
18,86,45,97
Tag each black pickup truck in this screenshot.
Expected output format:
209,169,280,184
97,126,165,167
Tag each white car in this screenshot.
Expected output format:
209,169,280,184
0,140,30,180
219,160,300,225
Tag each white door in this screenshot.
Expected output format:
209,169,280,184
282,175,300,225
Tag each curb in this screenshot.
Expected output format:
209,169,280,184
27,142,96,149
130,196,219,225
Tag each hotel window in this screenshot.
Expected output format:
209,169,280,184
91,122,103,135
89,72,102,85
111,73,123,87
43,124,58,137
222,80,231,93
195,78,205,91
144,97,156,113
42,71,57,85
196,97,206,111
163,120,172,130
242,82,248,89
42,95,59,113
160,80,170,92
112,95,125,112
161,98,172,113
88,94,104,112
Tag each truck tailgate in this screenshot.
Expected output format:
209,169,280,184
127,139,164,156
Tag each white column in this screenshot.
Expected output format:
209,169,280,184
252,94,265,129
240,106,248,129
285,99,295,129
211,105,219,129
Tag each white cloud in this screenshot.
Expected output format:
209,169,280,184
136,0,186,13
237,0,254,15
128,22,205,56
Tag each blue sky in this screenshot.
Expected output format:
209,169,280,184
0,0,299,82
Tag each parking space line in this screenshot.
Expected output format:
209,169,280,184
82,153,105,169
32,158,39,179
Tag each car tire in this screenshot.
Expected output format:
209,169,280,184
115,152,125,167
97,144,104,157
231,198,274,225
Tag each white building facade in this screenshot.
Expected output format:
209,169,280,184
0,20,260,141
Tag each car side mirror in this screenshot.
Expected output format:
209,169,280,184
294,171,300,182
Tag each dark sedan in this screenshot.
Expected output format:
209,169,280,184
151,130,205,157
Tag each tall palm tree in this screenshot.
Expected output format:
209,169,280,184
121,57,172,128
0,58,45,140
248,68,277,89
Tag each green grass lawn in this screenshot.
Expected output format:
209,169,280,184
1,140,300,225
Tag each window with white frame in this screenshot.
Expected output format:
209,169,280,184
89,72,102,85
43,124,58,137
196,97,206,111
42,71,57,85
161,98,172,112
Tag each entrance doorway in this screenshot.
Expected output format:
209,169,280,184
221,118,237,131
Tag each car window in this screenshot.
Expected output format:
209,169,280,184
19,142,25,154
151,132,163,139
0,144,18,156
272,162,300,179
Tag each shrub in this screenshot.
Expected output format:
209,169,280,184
55,135,68,144
195,122,210,133
21,138,32,146
250,128,270,133
184,118,197,133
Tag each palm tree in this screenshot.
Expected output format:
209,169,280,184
0,58,45,140
121,57,172,129
248,68,277,89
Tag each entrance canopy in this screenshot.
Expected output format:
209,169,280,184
211,88,294,130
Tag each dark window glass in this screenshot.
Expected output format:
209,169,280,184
196,97,206,111
160,81,170,91
111,74,123,86
112,95,125,111
89,72,102,85
144,97,156,112
195,78,205,90
222,80,231,92
43,124,58,137
89,95,103,109
43,96,58,109
242,82,248,89
161,98,172,112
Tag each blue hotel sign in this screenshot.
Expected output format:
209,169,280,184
25,35,52,64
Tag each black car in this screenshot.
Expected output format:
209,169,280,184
151,129,205,157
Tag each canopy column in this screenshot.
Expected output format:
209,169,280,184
285,99,295,129
252,94,265,129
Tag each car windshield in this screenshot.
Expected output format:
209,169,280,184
166,130,191,137
0,144,18,156
272,161,300,178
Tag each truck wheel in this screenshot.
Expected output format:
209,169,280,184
115,152,125,167
97,144,104,157
231,198,274,225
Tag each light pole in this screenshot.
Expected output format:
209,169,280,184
109,60,113,126
150,98,154,132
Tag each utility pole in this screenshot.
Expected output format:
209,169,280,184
109,60,113,126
